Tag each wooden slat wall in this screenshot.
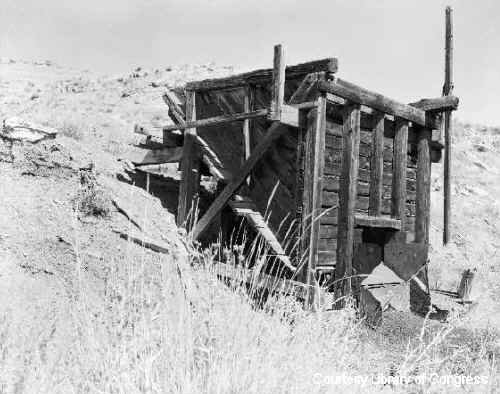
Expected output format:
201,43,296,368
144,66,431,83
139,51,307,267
318,115,420,267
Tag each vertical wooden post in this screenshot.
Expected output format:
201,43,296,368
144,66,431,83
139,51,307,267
269,44,286,121
369,112,385,216
243,86,253,185
299,96,327,308
177,90,200,230
457,269,475,302
411,127,432,314
443,6,454,245
391,118,409,228
415,129,432,244
335,103,361,307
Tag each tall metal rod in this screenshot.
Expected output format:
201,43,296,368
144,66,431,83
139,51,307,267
443,6,453,245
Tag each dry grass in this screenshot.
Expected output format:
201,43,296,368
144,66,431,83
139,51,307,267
0,232,497,394
2,60,499,393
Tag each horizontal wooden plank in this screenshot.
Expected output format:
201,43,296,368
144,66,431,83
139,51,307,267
185,58,338,91
127,146,183,165
325,162,417,183
323,191,339,206
409,95,459,112
326,134,394,162
318,251,336,266
320,206,338,224
323,176,340,192
162,109,269,131
318,79,437,128
320,225,338,238
277,104,299,127
354,214,402,230
356,196,415,216
323,183,416,203
319,238,337,251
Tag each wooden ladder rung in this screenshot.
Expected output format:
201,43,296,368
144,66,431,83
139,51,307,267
227,196,294,271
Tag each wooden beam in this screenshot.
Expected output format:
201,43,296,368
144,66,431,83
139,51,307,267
299,97,327,307
369,112,385,216
415,128,432,244
443,7,454,98
411,127,432,315
269,44,286,121
243,86,253,185
317,79,438,129
292,101,318,110
162,91,185,124
177,91,200,229
391,118,409,228
443,6,454,245
334,103,361,306
127,146,183,165
191,122,287,239
279,105,299,128
409,95,458,112
288,72,324,104
140,126,230,183
185,58,338,92
162,109,268,131
354,215,401,230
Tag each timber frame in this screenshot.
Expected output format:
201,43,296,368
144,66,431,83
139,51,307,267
135,38,459,310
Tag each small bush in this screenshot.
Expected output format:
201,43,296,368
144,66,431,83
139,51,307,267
75,169,111,217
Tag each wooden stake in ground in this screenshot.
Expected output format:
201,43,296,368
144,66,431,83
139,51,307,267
443,6,454,245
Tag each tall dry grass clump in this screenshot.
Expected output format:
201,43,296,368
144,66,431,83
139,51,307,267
0,227,498,393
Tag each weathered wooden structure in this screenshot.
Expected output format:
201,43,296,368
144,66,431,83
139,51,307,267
134,11,459,312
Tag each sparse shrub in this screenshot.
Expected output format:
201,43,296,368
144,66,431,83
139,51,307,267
74,168,111,217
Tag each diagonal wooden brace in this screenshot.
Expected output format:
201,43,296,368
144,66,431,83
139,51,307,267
191,121,287,239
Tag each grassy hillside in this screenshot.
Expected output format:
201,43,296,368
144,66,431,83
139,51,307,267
0,58,499,393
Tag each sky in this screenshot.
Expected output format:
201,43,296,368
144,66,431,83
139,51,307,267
1,0,499,126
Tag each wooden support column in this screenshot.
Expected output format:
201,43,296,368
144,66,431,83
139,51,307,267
443,6,454,245
243,86,253,185
369,112,385,216
269,44,285,121
299,96,327,308
411,127,432,315
391,118,409,228
415,128,432,244
334,103,361,307
177,90,200,230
